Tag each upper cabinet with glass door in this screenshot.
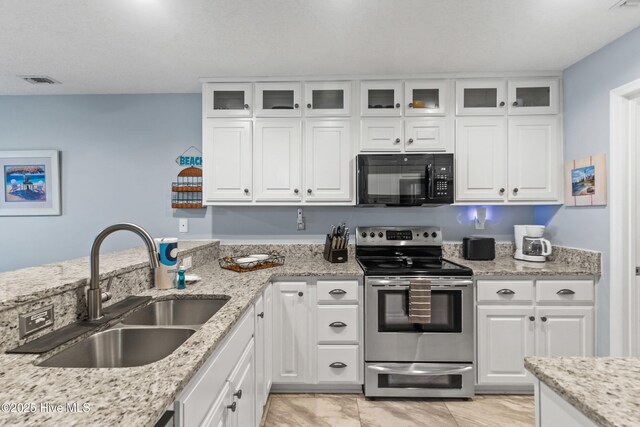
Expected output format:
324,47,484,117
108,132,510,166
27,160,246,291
508,78,559,115
361,81,403,116
404,80,448,116
455,79,507,116
255,82,302,117
304,82,351,116
204,83,253,118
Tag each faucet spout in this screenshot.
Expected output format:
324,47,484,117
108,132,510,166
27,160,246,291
87,223,158,321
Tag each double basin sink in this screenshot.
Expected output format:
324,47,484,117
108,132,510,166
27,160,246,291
39,298,228,368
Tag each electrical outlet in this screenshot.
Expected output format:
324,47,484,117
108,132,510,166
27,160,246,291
179,218,189,233
297,208,305,231
182,256,192,269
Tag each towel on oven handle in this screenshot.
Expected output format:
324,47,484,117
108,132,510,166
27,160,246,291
409,279,431,324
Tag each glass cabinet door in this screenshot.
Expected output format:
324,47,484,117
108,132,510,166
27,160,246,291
405,80,448,116
255,82,301,117
508,79,559,115
204,83,253,118
361,81,403,117
304,82,351,116
455,79,507,116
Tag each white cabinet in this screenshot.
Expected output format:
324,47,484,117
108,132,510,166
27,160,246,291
253,120,302,202
536,382,598,427
455,117,508,201
404,80,448,116
508,78,559,115
202,120,253,203
263,285,273,395
508,116,561,201
255,82,302,117
535,306,595,357
404,118,450,152
361,81,403,116
455,79,507,115
272,282,309,383
304,82,351,116
304,120,352,201
201,382,230,427
204,83,253,118
477,306,535,385
254,284,272,426
228,339,256,427
360,118,403,152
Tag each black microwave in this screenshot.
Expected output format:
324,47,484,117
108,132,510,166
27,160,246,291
357,154,454,206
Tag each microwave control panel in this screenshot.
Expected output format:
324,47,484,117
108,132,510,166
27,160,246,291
431,163,453,200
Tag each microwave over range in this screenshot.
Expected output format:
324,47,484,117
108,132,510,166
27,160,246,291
356,154,454,206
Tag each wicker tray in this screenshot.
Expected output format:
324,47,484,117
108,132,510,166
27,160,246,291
219,253,285,273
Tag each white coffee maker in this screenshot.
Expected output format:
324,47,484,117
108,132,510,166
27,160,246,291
514,225,552,262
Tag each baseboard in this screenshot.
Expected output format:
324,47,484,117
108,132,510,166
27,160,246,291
270,384,364,393
475,384,534,394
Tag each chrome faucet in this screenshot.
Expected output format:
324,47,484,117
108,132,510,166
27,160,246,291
87,223,159,321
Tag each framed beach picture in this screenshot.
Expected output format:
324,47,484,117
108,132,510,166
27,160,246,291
0,150,61,216
564,154,607,206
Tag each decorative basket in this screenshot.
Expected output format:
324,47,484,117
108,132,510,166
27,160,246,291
219,253,285,273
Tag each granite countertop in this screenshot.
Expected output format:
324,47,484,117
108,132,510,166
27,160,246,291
0,256,363,427
525,357,640,427
448,256,599,277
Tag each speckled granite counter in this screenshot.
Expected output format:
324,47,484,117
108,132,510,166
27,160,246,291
525,357,640,427
0,255,363,427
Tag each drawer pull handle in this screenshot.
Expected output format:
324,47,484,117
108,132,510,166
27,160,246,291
330,321,347,328
330,362,347,369
227,402,237,412
496,289,515,295
556,289,576,295
233,389,242,399
329,289,347,295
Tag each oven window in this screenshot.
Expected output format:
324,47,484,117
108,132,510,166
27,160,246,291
378,373,463,389
378,290,462,332
364,164,427,205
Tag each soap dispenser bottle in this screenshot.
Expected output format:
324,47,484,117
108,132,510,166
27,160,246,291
176,266,186,290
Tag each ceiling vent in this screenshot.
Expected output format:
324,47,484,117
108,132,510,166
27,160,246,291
19,75,61,85
611,0,640,8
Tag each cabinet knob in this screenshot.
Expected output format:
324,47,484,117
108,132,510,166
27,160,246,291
227,402,237,412
513,188,519,194
499,101,505,107
408,138,414,144
395,103,400,108
408,103,414,108
541,316,548,322
244,188,249,194
233,389,242,399
329,321,347,328
307,103,312,109
294,103,299,109
298,291,304,297
512,101,518,107
257,312,264,318
529,316,535,321
307,189,312,194
394,138,401,144
244,104,250,109
330,362,347,368
499,188,505,194
294,188,299,194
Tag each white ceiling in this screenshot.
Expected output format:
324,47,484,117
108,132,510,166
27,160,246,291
0,0,639,95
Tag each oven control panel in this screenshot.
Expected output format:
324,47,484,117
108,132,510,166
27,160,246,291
356,226,442,246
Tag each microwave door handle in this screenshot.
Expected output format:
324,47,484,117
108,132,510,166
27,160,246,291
427,164,434,199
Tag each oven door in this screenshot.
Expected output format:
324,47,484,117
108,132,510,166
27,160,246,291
365,278,474,362
365,362,475,398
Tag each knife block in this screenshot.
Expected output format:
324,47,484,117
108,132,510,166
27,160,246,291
323,234,348,263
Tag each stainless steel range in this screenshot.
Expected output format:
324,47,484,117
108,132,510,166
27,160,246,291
356,226,475,398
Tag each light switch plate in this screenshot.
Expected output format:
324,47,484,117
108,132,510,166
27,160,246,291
179,218,188,233
19,305,54,338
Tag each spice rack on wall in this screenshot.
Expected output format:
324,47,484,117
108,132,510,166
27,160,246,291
171,166,204,208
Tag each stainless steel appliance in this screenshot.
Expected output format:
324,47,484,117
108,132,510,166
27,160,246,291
357,226,475,398
357,154,454,206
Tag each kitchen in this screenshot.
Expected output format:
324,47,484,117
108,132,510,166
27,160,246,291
0,1,639,426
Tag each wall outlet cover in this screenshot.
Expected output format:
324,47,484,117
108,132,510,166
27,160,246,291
179,218,189,233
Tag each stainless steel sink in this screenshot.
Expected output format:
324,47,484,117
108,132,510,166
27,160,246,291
38,328,195,368
121,298,228,326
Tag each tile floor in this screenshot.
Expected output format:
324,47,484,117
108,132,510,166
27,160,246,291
260,394,534,427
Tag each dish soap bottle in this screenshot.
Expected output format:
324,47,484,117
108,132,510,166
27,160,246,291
176,266,186,290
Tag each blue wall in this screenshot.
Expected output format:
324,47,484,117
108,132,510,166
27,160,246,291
0,94,536,272
536,26,640,355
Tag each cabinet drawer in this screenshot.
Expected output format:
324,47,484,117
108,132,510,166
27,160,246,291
536,280,594,303
317,280,359,303
317,306,359,343
477,280,534,303
317,345,360,383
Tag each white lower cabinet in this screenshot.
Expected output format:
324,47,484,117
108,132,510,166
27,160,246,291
228,339,256,427
272,282,309,383
476,279,595,389
201,382,230,427
317,345,359,383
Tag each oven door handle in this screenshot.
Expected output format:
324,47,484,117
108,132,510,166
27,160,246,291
367,363,473,376
369,279,473,287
